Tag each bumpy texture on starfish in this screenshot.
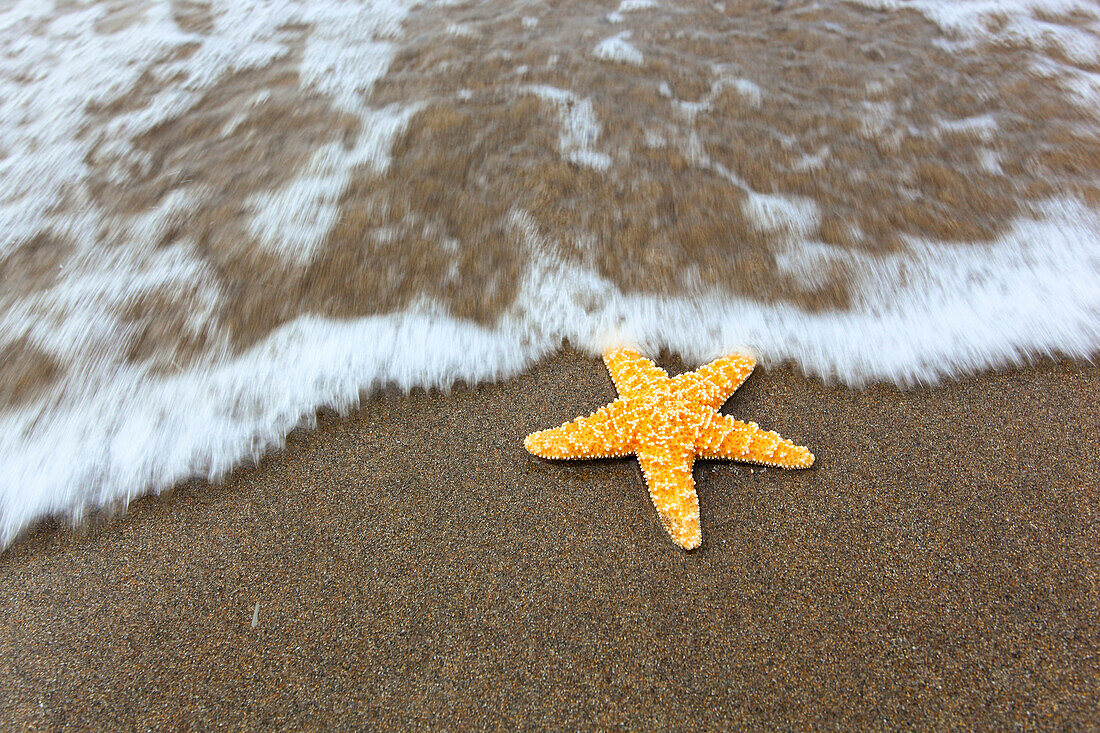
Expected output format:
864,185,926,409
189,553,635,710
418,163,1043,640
525,348,814,550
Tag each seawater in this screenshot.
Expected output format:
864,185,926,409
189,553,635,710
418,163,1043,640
1,0,1098,545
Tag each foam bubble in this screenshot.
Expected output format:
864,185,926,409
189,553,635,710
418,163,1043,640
729,78,762,107
247,145,346,265
525,86,612,170
593,32,644,66
742,193,819,237
607,0,658,23
935,114,999,142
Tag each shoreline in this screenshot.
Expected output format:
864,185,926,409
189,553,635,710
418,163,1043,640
2,350,1098,728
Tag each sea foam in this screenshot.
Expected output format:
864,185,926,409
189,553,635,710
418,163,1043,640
3,197,1098,545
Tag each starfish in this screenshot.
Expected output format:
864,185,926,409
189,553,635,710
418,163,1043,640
525,348,815,550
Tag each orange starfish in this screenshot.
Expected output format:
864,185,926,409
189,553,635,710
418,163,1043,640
525,348,815,550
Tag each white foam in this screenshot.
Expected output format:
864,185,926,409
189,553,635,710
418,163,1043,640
247,173,342,265
0,0,418,245
729,79,762,107
0,0,422,544
299,1,413,113
851,1,1100,110
673,76,763,121
936,114,999,141
593,32,644,66
607,0,658,23
858,100,895,137
5,198,1100,546
447,22,479,39
0,308,544,547
351,104,423,173
0,238,225,383
246,104,418,265
525,86,612,170
522,198,1100,389
793,146,831,171
742,193,819,237
978,149,1003,174
1029,52,1100,108
851,0,1100,63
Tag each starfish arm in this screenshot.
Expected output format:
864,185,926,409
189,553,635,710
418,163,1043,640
671,353,756,409
696,414,815,468
636,445,701,550
603,348,669,398
524,399,634,459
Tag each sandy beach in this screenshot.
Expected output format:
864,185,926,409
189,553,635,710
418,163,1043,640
3,0,1100,729
1,350,1097,729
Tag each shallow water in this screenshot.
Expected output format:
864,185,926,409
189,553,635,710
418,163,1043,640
1,0,1099,544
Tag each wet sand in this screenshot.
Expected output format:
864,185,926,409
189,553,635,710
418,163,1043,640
1,349,1098,729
